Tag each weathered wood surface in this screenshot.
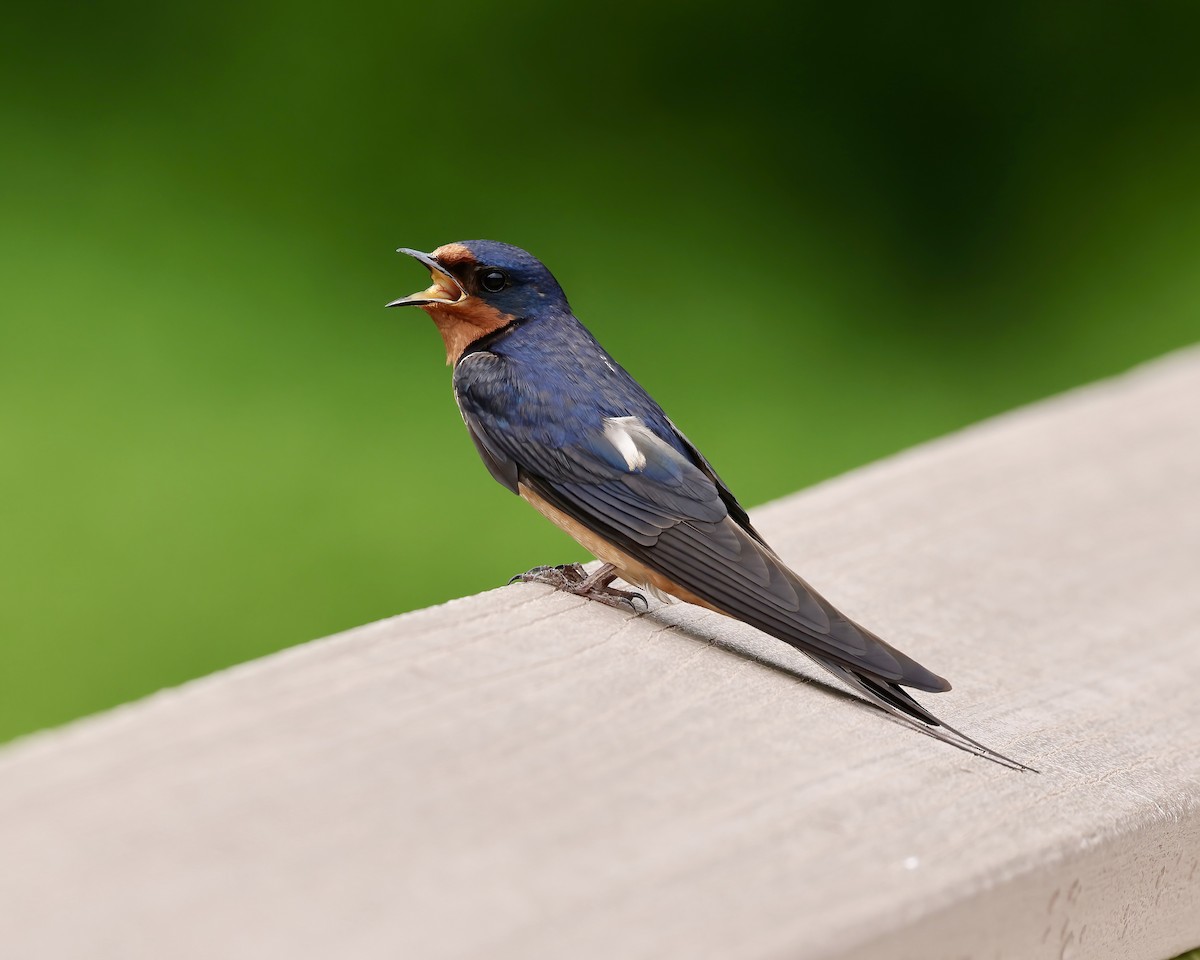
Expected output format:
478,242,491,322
2,351,1199,960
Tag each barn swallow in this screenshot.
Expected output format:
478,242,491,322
387,240,1033,770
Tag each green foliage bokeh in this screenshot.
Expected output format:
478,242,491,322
2,1,1199,743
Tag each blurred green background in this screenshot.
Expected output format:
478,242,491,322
1,1,1198,745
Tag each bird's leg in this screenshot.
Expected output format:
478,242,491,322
565,563,648,611
510,562,647,611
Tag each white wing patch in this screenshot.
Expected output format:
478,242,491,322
603,415,686,475
603,416,648,471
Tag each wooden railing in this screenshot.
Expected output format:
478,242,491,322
2,349,1198,960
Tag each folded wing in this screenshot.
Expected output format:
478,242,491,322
456,365,949,693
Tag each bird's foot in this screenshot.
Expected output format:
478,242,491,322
509,562,647,611
508,563,588,588
569,572,648,611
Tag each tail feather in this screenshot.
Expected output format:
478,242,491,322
812,657,1038,773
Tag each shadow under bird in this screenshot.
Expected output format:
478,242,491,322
387,240,1033,771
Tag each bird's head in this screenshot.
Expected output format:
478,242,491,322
387,240,567,364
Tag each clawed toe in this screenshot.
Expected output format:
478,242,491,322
574,585,648,611
508,563,588,588
508,565,552,585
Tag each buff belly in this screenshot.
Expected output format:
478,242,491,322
518,483,720,611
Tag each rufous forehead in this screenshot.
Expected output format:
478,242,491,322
431,242,476,268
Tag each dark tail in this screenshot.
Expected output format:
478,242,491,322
813,657,1038,772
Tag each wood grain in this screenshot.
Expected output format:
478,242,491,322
2,350,1199,960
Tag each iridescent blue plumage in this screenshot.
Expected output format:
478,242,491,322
388,239,1035,770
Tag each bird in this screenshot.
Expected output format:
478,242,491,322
386,240,1033,771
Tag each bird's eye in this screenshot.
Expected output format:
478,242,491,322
479,269,508,293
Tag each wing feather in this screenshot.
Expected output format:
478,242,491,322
455,352,949,693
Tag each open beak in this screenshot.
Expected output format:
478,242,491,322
386,248,467,308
